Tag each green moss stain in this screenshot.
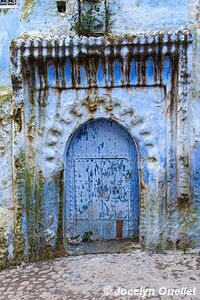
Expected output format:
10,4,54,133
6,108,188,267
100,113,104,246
10,39,17,48
55,168,65,253
0,228,9,271
21,0,35,20
41,169,66,260
13,164,46,261
13,151,26,262
14,107,23,132
0,8,9,15
25,170,36,258
25,169,66,260
0,86,13,103
27,170,45,259
0,87,13,269
9,90,65,266
186,208,198,228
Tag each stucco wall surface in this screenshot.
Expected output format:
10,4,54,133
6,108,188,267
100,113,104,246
190,27,200,246
0,0,199,268
0,0,195,86
0,87,14,267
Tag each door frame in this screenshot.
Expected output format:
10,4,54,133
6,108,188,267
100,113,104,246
63,117,141,246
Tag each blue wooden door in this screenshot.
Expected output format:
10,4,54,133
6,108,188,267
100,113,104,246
65,119,139,240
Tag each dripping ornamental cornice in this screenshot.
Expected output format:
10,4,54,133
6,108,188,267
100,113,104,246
10,30,193,59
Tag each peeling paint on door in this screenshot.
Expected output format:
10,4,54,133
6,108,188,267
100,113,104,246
65,118,139,241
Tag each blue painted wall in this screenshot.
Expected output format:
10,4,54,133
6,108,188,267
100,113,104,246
0,0,199,267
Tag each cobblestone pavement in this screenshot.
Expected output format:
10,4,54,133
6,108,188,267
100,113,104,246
0,252,200,300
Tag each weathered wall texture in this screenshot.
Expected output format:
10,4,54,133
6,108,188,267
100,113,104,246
0,0,199,268
20,0,189,35
189,0,200,248
0,10,21,268
0,87,14,267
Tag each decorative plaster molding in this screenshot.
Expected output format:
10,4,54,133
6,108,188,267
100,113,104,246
10,31,192,93
12,30,192,58
44,93,157,166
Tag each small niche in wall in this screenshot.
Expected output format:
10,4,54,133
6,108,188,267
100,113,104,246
0,0,17,8
56,0,66,13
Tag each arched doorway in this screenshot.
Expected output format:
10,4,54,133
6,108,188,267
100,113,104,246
65,118,139,241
